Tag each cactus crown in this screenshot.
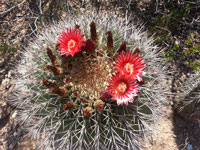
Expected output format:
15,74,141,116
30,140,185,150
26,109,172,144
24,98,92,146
8,13,168,150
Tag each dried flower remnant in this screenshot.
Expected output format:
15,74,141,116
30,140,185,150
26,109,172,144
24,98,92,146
55,43,60,50
42,79,57,88
46,48,59,66
51,86,68,97
94,100,104,113
106,31,114,53
114,51,146,81
42,79,68,97
63,102,76,110
82,107,93,118
134,48,140,55
90,21,98,44
57,28,85,56
75,24,80,30
108,74,138,105
44,65,63,77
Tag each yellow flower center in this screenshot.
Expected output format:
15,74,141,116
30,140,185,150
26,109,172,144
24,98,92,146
116,82,127,95
124,63,134,75
68,40,76,51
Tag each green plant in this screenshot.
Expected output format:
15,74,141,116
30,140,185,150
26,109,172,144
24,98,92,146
149,1,200,72
42,0,72,22
150,2,192,40
161,33,200,72
182,33,200,72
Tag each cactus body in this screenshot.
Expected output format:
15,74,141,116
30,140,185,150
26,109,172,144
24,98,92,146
8,13,169,150
176,73,200,119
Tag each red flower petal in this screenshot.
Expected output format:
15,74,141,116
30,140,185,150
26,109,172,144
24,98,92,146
108,74,138,105
57,28,85,56
114,51,146,81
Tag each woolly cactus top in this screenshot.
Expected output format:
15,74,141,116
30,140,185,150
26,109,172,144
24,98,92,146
8,13,169,150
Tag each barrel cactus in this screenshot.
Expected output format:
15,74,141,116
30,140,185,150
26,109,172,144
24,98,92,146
8,13,169,150
175,73,200,119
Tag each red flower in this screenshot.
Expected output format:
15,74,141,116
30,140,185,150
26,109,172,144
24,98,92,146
114,51,146,81
57,28,85,56
108,74,138,105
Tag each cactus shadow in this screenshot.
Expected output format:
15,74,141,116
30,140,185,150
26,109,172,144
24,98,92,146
173,111,200,150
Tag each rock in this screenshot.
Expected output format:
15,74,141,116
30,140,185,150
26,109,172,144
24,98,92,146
7,71,12,79
0,100,10,120
11,110,17,119
0,68,6,74
1,78,11,90
0,58,5,67
0,120,20,150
